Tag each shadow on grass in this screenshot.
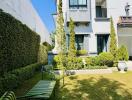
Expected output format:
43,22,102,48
58,76,132,100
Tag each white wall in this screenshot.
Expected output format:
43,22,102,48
56,0,132,55
0,0,51,44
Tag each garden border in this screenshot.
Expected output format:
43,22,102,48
54,68,113,75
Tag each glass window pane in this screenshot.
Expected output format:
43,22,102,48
70,0,78,5
78,0,86,5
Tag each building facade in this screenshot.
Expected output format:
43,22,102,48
0,0,51,44
54,0,132,57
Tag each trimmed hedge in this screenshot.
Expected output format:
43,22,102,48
98,52,114,67
85,52,114,67
43,42,52,51
0,9,40,75
0,63,43,96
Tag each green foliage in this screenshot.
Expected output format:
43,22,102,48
53,54,67,69
85,57,100,66
109,17,118,61
38,45,48,64
68,18,76,57
0,9,40,75
0,63,43,96
43,42,52,51
54,55,109,70
56,0,66,54
117,45,129,61
50,31,56,47
77,50,87,56
0,78,3,95
66,57,83,70
85,53,114,67
98,52,114,67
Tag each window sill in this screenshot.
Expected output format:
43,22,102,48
95,18,110,21
69,9,88,11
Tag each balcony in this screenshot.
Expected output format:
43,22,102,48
118,16,132,27
66,9,90,23
66,0,91,23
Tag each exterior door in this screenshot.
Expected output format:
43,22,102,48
75,35,84,50
97,35,109,54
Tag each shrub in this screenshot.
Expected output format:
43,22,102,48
53,55,67,69
66,57,83,70
77,50,87,56
85,56,100,66
0,63,43,96
0,78,3,95
117,45,129,61
38,45,48,64
0,9,40,75
2,73,18,90
43,42,52,51
98,52,114,67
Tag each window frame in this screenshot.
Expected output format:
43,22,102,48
69,0,87,9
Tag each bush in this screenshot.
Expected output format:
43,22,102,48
43,42,52,51
77,50,87,56
0,78,3,95
38,45,48,64
98,52,114,67
53,54,67,69
0,9,40,75
117,45,129,61
85,56,100,66
66,57,83,70
0,63,43,96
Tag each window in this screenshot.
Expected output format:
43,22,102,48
97,35,109,54
75,35,84,50
95,0,107,18
69,0,87,9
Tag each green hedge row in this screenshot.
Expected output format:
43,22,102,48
0,9,40,74
0,63,43,96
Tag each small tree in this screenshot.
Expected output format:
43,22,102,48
117,45,129,61
68,18,76,57
109,17,118,66
56,0,66,85
55,0,66,53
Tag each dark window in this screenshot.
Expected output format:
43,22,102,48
69,0,87,9
96,0,107,18
75,35,84,50
97,35,109,54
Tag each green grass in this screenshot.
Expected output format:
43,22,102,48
14,71,132,100
58,72,132,100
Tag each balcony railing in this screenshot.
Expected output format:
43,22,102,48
118,16,132,27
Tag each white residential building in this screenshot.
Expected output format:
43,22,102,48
0,0,51,44
54,0,132,58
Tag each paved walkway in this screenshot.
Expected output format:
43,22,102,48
54,68,113,75
126,61,132,70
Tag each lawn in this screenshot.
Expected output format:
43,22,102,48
14,71,132,100
58,72,132,100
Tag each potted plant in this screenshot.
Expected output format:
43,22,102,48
118,61,127,73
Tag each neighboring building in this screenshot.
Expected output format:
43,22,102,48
53,0,132,57
0,0,51,44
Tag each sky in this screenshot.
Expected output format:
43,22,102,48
31,0,56,33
